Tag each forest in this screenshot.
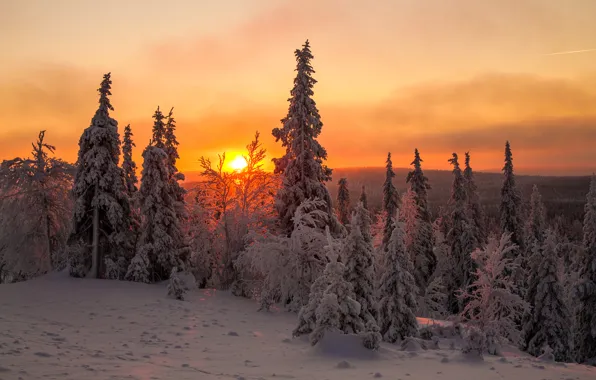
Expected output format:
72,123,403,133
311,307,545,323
1,40,595,365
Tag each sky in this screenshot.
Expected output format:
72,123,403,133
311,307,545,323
1,0,595,176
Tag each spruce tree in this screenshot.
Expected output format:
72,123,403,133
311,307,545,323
500,141,524,259
67,73,134,278
526,185,547,249
359,185,368,211
121,124,138,195
523,230,572,362
445,153,478,313
378,209,419,342
343,204,377,324
336,178,350,226
576,174,596,363
463,152,486,244
310,260,364,346
272,40,337,236
382,152,400,248
406,149,436,289
164,107,187,218
151,107,166,149
522,185,547,300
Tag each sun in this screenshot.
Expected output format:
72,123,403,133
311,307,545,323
229,155,248,171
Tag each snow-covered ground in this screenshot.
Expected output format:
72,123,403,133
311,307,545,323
1,272,594,380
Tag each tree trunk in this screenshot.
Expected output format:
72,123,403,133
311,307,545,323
90,186,99,278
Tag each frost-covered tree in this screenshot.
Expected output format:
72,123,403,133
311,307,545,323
405,149,436,289
522,230,572,362
151,107,166,149
382,152,400,248
336,178,350,226
400,188,418,254
167,267,187,301
310,260,365,346
67,73,134,279
164,107,187,218
526,185,547,250
458,233,529,356
445,153,478,313
0,131,73,281
343,204,377,324
576,174,596,363
378,209,419,342
521,185,548,300
359,185,368,211
463,152,486,244
272,40,338,236
500,141,524,260
127,141,187,282
121,124,138,195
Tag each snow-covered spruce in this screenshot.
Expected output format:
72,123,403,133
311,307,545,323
167,267,187,301
377,209,419,343
164,107,187,220
342,203,378,324
458,233,529,356
445,153,478,314
463,152,486,245
125,248,151,284
310,260,379,350
336,178,350,226
405,149,436,290
272,40,340,236
381,152,400,249
359,185,369,211
575,174,596,363
522,229,572,362
128,139,186,283
67,72,134,279
500,141,525,259
121,124,138,195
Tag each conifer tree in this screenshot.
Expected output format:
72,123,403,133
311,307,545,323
523,230,572,362
406,149,436,289
445,153,478,313
500,141,524,259
526,185,547,250
310,260,364,346
121,124,138,195
359,185,368,211
67,73,134,278
343,204,377,324
378,209,419,342
463,152,486,244
164,107,187,218
336,178,350,226
151,107,166,149
382,152,400,248
576,174,596,363
127,127,188,282
272,40,337,236
522,185,547,300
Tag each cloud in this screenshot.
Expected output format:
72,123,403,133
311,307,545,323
143,0,346,75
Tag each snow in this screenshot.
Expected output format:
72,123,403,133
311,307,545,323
1,272,594,380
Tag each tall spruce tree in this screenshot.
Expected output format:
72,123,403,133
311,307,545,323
445,153,478,313
336,178,350,226
359,185,368,211
377,209,419,342
121,124,138,195
343,203,377,324
406,149,436,289
463,152,486,244
526,185,547,250
164,107,187,218
382,152,400,248
151,107,166,149
576,174,596,363
500,141,524,259
127,138,187,283
67,73,134,279
272,40,337,236
522,229,572,362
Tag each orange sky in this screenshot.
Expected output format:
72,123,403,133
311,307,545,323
1,0,595,176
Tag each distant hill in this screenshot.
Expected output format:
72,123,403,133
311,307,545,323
183,167,590,229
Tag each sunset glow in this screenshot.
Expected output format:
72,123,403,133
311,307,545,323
1,0,595,175
229,155,248,172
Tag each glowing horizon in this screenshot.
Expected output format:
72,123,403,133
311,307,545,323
1,0,595,176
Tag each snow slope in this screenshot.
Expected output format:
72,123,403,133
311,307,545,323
0,272,594,380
